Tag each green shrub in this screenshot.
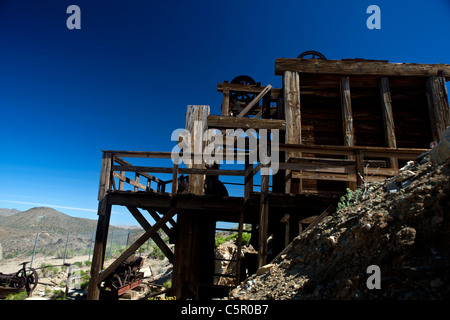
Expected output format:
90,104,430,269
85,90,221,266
337,188,362,210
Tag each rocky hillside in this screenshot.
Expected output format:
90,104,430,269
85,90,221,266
228,156,450,300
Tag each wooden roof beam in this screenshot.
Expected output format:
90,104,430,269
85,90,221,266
275,58,450,79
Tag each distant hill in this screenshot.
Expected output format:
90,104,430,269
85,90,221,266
0,207,99,233
0,208,21,217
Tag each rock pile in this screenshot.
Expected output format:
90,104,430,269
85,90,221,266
228,156,450,300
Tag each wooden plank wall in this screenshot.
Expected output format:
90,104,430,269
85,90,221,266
284,70,448,195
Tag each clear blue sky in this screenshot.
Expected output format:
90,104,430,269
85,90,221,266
1,0,449,226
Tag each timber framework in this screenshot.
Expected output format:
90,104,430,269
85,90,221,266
87,53,450,300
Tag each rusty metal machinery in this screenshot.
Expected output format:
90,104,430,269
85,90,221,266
0,262,38,297
101,255,144,297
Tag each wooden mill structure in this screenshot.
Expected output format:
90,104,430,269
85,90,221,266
87,55,450,300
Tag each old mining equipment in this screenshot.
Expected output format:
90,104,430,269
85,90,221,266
229,75,258,115
101,255,144,298
0,262,38,297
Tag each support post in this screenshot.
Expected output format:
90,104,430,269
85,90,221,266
340,76,356,190
222,89,230,116
257,166,270,268
185,105,209,194
426,76,450,142
283,71,302,194
355,149,365,187
87,197,112,300
379,77,398,169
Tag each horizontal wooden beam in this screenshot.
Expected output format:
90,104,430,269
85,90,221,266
217,83,281,99
112,165,245,176
114,157,162,183
279,162,398,176
275,58,450,78
207,115,286,130
292,171,387,183
279,143,428,159
103,151,173,159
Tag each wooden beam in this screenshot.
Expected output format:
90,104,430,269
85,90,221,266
292,171,386,183
113,171,149,191
126,206,174,263
221,89,230,116
237,84,272,117
144,209,174,235
97,207,177,284
355,149,365,186
257,168,270,268
275,58,450,78
185,105,209,194
104,151,173,159
340,76,355,147
171,163,179,195
283,70,302,194
98,152,112,201
217,83,282,100
112,165,245,177
426,76,450,142
279,161,397,176
279,143,428,159
379,77,398,169
87,197,112,300
340,76,356,190
114,157,162,183
207,115,286,130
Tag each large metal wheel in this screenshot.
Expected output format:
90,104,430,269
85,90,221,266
297,50,327,59
15,264,38,294
230,75,257,107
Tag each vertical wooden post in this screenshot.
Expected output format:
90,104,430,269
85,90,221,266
235,210,245,285
87,152,113,300
119,171,124,190
134,173,139,192
172,162,179,195
87,197,112,300
426,76,450,142
283,71,302,194
257,166,269,268
379,77,398,169
355,149,365,187
272,95,286,194
340,76,356,190
340,76,355,148
185,105,209,194
262,89,272,119
222,89,230,116
244,158,253,200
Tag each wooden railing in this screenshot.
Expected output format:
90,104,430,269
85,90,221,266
97,150,252,201
97,144,428,202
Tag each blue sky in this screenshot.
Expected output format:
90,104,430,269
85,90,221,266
1,0,449,226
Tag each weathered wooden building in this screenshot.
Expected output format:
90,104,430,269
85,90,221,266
87,55,450,300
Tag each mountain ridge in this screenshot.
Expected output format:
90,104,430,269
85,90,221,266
0,207,100,234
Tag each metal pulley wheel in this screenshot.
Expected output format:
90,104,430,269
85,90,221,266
297,50,327,59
